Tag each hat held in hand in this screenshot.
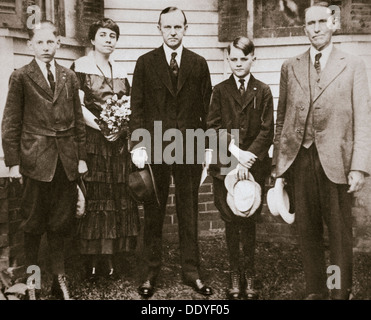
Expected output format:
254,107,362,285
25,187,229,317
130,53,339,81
128,164,160,208
267,178,295,224
224,168,261,218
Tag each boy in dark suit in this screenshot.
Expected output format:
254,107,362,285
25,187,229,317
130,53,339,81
206,37,274,300
2,21,87,300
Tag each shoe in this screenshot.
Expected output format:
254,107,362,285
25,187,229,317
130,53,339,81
107,268,115,279
227,271,241,300
138,280,155,299
27,288,37,300
88,267,98,282
304,293,327,300
51,274,73,300
185,278,213,296
243,273,258,300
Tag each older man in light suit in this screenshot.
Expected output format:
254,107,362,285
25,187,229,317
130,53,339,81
272,2,371,300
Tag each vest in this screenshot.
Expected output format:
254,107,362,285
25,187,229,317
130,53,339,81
302,57,322,148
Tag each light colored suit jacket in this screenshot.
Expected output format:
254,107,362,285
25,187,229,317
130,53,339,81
272,47,371,184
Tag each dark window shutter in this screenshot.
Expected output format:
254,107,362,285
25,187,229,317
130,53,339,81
0,0,23,28
218,0,248,42
340,0,371,34
76,0,104,45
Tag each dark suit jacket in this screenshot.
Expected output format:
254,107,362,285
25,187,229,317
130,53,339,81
129,46,212,164
272,48,371,184
2,59,87,182
206,75,274,179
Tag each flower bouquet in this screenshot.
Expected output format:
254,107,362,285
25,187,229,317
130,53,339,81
95,94,131,137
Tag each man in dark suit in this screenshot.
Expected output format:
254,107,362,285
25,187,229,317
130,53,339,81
130,7,212,298
2,21,87,300
272,3,371,300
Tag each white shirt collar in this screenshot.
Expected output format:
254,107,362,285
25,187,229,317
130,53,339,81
233,73,251,90
35,58,56,81
163,44,183,66
310,42,333,71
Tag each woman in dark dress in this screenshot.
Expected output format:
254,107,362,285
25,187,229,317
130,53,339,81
71,18,139,279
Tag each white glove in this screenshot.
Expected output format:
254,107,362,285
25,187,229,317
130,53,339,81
131,147,148,169
228,139,257,169
204,149,213,169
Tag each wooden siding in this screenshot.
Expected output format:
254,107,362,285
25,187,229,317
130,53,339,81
105,0,225,87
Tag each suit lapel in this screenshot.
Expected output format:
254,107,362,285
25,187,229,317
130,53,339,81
176,48,192,94
227,75,243,106
53,62,67,103
27,59,54,99
313,47,346,103
152,47,176,97
242,75,257,110
292,50,311,104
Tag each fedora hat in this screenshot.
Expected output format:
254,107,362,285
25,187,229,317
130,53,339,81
225,168,261,218
267,178,295,224
128,164,160,208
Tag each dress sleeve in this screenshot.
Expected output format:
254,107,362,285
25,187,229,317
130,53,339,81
70,62,86,91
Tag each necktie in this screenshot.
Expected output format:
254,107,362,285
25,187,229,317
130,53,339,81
170,52,179,77
46,62,55,93
238,78,245,96
314,53,322,75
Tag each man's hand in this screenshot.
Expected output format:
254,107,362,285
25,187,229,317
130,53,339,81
229,139,257,169
78,160,88,175
9,165,23,184
204,149,213,169
131,148,148,169
348,170,365,193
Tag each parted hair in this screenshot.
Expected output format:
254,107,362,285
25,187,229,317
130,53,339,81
158,7,188,25
227,36,255,56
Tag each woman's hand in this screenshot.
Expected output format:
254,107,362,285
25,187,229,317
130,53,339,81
104,131,122,142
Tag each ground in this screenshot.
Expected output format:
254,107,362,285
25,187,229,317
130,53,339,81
36,234,371,300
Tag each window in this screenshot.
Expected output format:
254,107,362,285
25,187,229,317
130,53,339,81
254,0,371,37
218,0,371,40
254,0,312,38
0,0,66,35
0,0,23,28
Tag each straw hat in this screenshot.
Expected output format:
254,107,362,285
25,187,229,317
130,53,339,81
267,178,295,224
225,168,261,218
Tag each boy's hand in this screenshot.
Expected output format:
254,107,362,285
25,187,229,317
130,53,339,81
236,163,249,181
9,165,23,184
229,139,257,168
78,160,88,175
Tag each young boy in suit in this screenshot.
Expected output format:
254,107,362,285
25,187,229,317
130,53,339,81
206,37,274,300
2,21,88,300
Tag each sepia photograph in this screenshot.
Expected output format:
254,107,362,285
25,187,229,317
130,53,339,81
0,0,370,310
